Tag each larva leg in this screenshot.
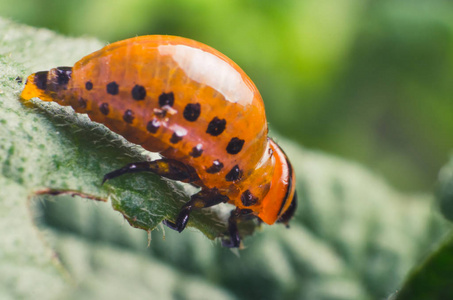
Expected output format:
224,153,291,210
163,188,229,233
221,208,255,248
102,159,200,184
103,161,237,246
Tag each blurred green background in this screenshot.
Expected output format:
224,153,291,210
2,0,452,191
3,1,453,299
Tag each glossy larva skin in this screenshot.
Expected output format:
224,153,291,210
73,36,270,202
21,35,296,228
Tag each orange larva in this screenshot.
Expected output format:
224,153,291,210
21,35,297,247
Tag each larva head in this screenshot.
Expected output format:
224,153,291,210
258,139,297,225
21,67,73,103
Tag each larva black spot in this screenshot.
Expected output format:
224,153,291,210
183,103,201,122
34,71,48,90
206,117,226,136
146,119,160,133
241,190,258,207
99,103,109,115
132,84,146,100
225,165,242,182
159,92,174,107
123,109,134,123
226,137,245,155
107,81,119,95
78,97,87,109
190,144,203,158
55,67,72,85
170,131,185,144
206,160,224,174
85,81,93,90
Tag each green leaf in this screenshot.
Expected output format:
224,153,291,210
437,155,453,222
0,177,68,300
393,232,453,300
394,155,453,299
1,18,450,300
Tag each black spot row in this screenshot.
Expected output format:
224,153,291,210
98,81,145,99
91,84,247,163
183,104,245,156
205,161,243,182
92,82,244,152
89,81,178,107
96,102,244,183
